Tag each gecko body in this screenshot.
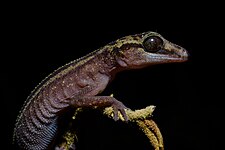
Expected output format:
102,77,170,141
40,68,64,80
14,31,188,149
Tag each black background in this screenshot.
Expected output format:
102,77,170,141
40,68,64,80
1,2,223,150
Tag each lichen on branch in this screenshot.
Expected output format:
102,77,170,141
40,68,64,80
103,105,164,150
56,105,164,150
103,105,156,121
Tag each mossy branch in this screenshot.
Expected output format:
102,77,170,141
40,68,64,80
137,120,164,150
56,106,164,150
103,105,156,121
103,105,164,150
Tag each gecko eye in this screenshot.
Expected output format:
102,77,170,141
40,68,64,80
143,36,164,53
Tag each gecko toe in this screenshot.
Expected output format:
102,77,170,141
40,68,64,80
113,109,119,121
119,108,128,122
112,100,129,122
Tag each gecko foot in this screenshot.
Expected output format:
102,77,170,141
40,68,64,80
111,100,128,122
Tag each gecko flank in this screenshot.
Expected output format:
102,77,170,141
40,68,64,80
13,31,188,149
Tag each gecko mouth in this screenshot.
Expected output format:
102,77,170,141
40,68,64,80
159,47,188,59
161,54,188,61
147,50,188,63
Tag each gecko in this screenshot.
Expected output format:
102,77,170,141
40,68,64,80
13,31,188,149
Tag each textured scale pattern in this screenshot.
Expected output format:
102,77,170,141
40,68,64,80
14,93,66,149
13,47,104,149
14,79,72,149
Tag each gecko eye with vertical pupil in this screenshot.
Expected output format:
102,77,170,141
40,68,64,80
143,36,164,52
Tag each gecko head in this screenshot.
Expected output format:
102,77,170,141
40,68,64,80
112,31,189,69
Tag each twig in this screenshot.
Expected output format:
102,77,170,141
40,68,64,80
103,105,156,121
56,105,164,150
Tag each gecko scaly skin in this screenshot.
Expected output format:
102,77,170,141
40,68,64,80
13,31,188,149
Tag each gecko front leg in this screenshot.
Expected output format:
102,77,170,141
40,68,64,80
68,96,128,121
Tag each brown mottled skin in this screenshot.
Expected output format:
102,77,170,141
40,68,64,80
13,31,188,149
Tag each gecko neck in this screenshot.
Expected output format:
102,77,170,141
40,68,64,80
91,48,125,78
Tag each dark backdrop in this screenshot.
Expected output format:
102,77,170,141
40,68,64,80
1,2,223,150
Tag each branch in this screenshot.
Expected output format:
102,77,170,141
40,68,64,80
103,105,164,150
56,106,164,150
103,105,156,121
